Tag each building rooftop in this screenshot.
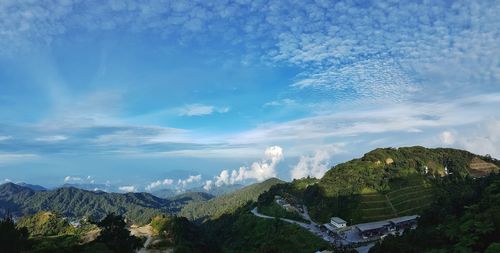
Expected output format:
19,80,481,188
323,223,337,232
331,217,347,224
355,220,391,232
387,215,419,224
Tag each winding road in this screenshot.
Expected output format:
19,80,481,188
251,207,335,243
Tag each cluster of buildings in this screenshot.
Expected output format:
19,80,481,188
321,215,419,241
355,215,419,239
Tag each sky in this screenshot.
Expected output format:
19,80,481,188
0,0,499,193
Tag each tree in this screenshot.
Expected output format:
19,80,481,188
95,213,142,253
0,215,30,253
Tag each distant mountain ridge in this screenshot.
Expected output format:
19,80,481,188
17,182,46,191
0,183,175,225
151,184,243,199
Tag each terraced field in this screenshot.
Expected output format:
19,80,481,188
358,193,395,222
388,185,434,216
357,184,434,222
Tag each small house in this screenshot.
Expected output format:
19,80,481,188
330,217,347,228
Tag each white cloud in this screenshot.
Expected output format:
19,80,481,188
145,180,162,191
35,135,68,142
203,180,213,191
178,104,230,116
0,153,38,164
177,174,202,188
439,131,456,145
264,99,296,107
0,136,12,141
214,146,284,186
291,144,345,180
119,185,137,192
455,118,500,158
145,178,174,191
163,178,174,185
64,176,82,182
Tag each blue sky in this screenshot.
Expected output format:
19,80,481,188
0,0,499,192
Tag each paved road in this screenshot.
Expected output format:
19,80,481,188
251,207,336,243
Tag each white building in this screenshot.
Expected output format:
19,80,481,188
330,217,347,228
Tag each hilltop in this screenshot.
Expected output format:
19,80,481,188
179,177,285,221
259,146,500,224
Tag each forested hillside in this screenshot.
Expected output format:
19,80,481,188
180,178,284,221
370,173,500,252
0,183,176,225
259,146,500,224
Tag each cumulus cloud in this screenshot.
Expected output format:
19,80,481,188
214,146,283,187
456,118,500,158
177,174,202,188
145,178,174,191
439,131,456,145
178,104,229,116
291,144,345,180
203,180,213,191
119,185,137,192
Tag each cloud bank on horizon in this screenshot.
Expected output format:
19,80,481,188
0,0,499,189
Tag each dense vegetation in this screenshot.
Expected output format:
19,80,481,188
169,191,215,204
371,173,500,253
260,146,499,224
17,211,73,236
153,184,242,198
2,147,498,252
0,183,176,224
180,178,284,221
149,215,220,252
0,215,30,253
202,204,333,253
94,214,143,253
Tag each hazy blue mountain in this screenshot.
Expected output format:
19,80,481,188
17,183,46,191
59,183,117,192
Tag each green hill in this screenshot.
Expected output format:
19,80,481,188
16,211,73,236
179,178,285,221
260,146,500,224
168,191,214,203
371,173,500,253
0,183,176,225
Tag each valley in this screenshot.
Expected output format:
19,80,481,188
1,146,500,253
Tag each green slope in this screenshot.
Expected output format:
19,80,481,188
371,173,500,253
0,183,175,225
260,146,499,224
179,178,285,221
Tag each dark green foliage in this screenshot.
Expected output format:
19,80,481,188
0,183,175,225
0,215,30,253
203,204,332,253
180,178,284,221
168,192,215,205
95,214,142,253
260,146,492,224
370,174,500,253
149,215,220,252
257,202,308,223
